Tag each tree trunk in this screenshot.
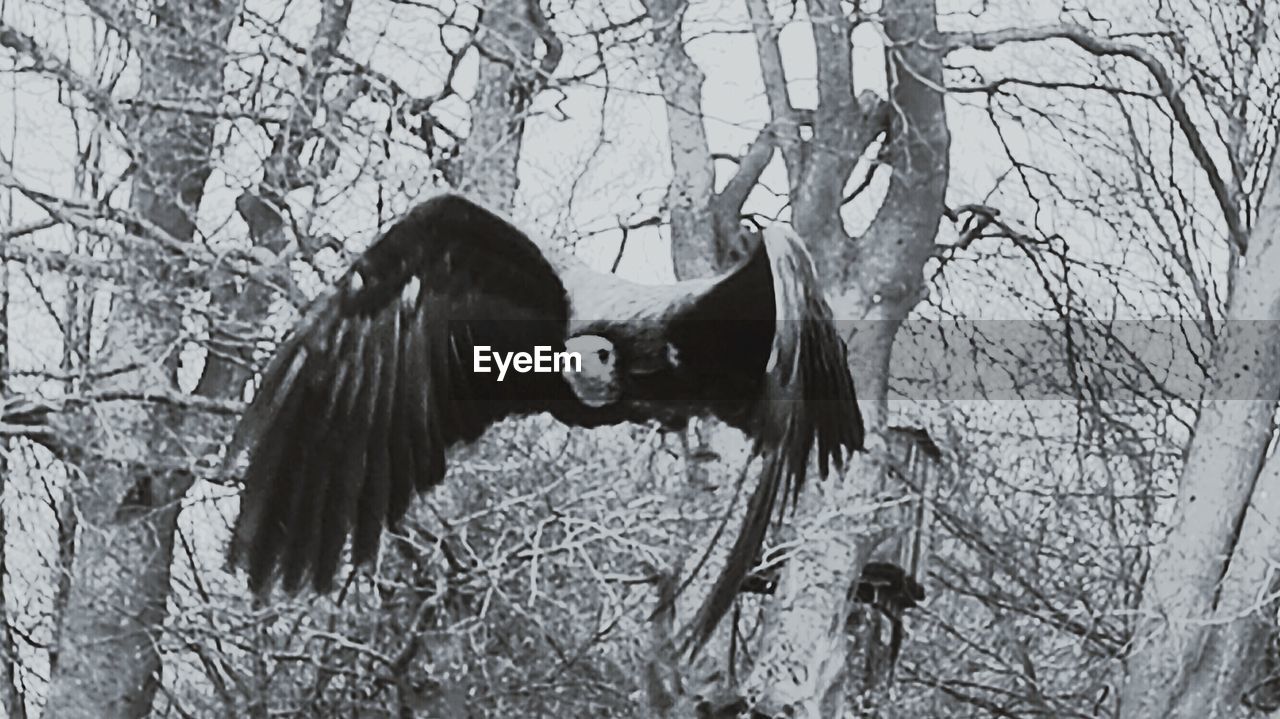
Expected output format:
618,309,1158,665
744,0,949,713
642,0,718,281
1119,133,1280,718
1169,448,1280,717
43,2,234,715
457,0,547,209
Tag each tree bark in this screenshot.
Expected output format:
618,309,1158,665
43,2,234,715
1119,132,1280,719
1169,447,1280,718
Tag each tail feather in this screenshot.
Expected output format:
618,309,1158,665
682,433,789,655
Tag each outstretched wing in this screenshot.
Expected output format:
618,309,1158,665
680,226,865,653
229,194,577,593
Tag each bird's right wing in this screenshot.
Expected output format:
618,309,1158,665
682,226,864,654
228,194,577,593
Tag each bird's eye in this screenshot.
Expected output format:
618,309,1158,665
597,349,611,362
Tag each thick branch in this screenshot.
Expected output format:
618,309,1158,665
0,23,113,113
526,0,564,86
808,0,856,147
0,218,57,240
945,24,1248,254
0,174,288,293
713,123,776,236
744,0,800,181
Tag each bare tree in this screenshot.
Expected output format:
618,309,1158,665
1118,122,1280,719
741,0,948,712
935,7,1280,716
632,0,946,711
33,2,234,714
2,0,1280,716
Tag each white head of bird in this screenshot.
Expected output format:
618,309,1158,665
563,334,619,407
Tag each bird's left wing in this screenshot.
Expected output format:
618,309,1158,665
683,226,865,653
228,194,577,593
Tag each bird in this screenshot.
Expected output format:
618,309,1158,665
853,561,925,610
226,192,864,652
851,560,925,673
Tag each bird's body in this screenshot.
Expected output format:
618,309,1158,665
228,193,863,652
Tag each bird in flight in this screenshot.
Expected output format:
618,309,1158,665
227,193,864,652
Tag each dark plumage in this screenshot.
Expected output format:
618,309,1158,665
852,561,926,673
854,561,926,609
227,193,864,652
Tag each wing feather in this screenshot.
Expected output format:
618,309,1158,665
314,315,384,591
284,316,368,591
231,193,578,592
350,310,397,567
